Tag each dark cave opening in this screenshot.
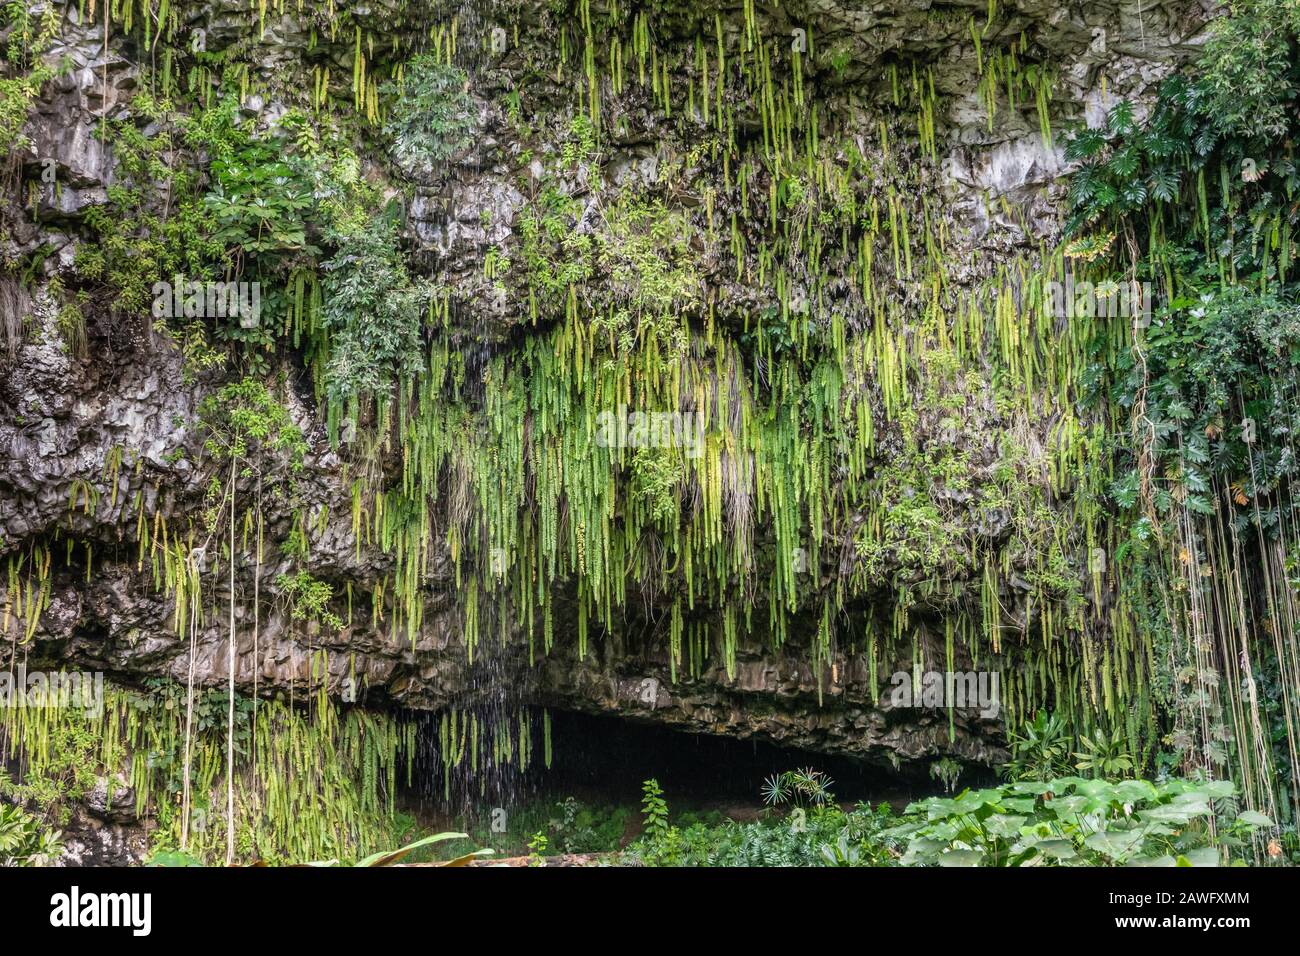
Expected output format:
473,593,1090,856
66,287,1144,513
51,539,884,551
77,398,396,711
535,711,945,808
399,707,989,818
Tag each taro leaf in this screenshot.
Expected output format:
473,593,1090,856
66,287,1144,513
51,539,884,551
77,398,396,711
1110,779,1159,804
900,836,948,866
1134,822,1177,838
1008,781,1054,795
918,797,958,820
922,820,966,842
1046,795,1092,817
1001,799,1038,814
1072,778,1131,803
1192,780,1235,800
951,789,1003,815
1176,847,1221,867
1036,839,1078,861
1084,829,1146,861
1137,801,1210,825
983,814,1027,839
1170,790,1216,806
1235,810,1274,828
936,849,984,867
881,821,926,842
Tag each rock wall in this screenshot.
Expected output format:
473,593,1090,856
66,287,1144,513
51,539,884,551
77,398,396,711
1,0,1213,791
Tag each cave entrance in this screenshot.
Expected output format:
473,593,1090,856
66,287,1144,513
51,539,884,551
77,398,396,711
538,710,927,810
398,708,963,823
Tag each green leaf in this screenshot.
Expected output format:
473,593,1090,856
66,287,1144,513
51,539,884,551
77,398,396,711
354,831,472,867
1036,839,1078,861
1235,810,1274,828
936,849,984,867
1176,847,1221,868
1084,829,1145,861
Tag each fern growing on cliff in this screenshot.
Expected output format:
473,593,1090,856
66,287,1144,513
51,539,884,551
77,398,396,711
381,57,475,175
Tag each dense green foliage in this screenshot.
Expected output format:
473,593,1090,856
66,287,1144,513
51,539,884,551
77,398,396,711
1,680,415,865
0,802,62,866
1061,0,1300,837
624,772,1282,867
381,57,475,174
3,0,1300,868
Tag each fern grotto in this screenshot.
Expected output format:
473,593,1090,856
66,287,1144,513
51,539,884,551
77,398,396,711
0,0,1295,923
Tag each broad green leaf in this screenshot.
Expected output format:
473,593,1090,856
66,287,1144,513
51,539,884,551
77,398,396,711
1235,810,1273,828
1176,847,1221,867
1084,829,1145,861
1036,839,1078,860
355,831,472,867
936,849,984,867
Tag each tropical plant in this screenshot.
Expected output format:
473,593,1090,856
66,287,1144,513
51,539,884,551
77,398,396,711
1064,95,1192,236
0,725,99,825
640,800,897,867
1198,0,1300,141
1003,711,1073,782
760,768,835,809
0,802,62,866
277,571,344,631
1074,727,1136,779
548,796,628,854
640,778,671,844
884,777,1267,867
382,57,475,174
318,217,428,408
309,832,490,867
526,832,548,866
929,758,963,794
203,127,318,268
631,778,684,865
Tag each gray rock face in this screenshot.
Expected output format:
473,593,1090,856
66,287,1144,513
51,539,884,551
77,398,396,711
0,0,1209,810
55,807,149,867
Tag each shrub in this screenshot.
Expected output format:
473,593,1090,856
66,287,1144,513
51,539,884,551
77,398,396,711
0,802,63,866
382,58,475,174
319,217,428,408
883,777,1271,866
